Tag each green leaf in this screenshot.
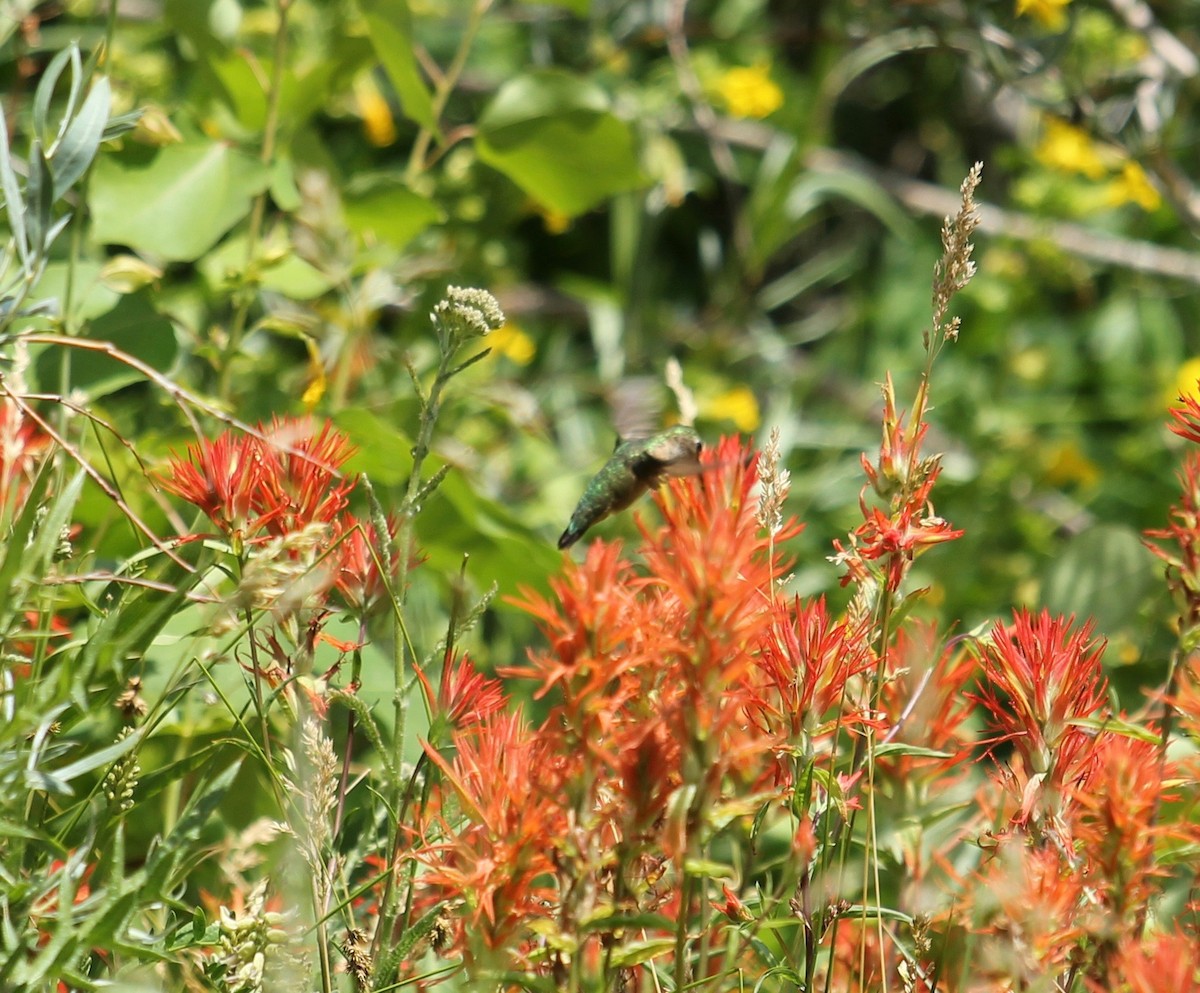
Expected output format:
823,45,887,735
519,0,590,11
1041,524,1156,633
1067,716,1162,745
476,70,644,217
33,46,82,147
29,260,120,322
200,230,336,300
51,75,112,197
873,742,955,760
416,472,560,593
607,938,676,967
26,727,143,796
0,102,29,265
343,173,444,248
356,0,437,133
337,407,414,485
90,140,271,261
34,292,177,398
24,142,53,257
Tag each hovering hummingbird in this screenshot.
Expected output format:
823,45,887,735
558,380,704,549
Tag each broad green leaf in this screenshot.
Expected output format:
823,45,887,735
415,472,559,593
34,292,177,398
343,173,444,248
1041,524,1156,632
337,408,414,485
476,70,644,217
356,0,437,133
29,261,119,322
90,140,271,261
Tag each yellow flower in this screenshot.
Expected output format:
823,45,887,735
1034,118,1106,179
714,62,783,120
540,208,571,235
301,338,327,410
1103,161,1161,212
354,73,397,148
1016,0,1072,31
1169,357,1200,407
1042,440,1100,488
703,385,760,433
488,324,536,366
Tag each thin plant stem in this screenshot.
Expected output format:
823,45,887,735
219,0,293,401
406,0,492,181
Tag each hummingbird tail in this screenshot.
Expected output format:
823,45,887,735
557,526,582,549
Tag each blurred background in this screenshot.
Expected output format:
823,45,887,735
4,0,1199,701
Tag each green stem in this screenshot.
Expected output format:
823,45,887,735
219,0,292,401
405,0,492,182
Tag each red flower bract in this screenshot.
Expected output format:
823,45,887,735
972,608,1108,825
159,416,358,545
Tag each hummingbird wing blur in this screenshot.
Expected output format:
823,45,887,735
610,377,665,443
639,432,704,481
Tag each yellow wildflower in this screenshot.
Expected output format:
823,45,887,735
703,385,760,433
1169,357,1200,407
1016,0,1072,31
714,62,783,120
354,73,397,148
1104,161,1161,212
540,208,571,235
1034,118,1106,179
488,324,536,366
1043,440,1100,488
301,338,327,410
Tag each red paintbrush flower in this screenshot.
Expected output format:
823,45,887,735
0,397,51,511
1145,450,1200,632
259,416,358,536
833,376,962,593
1167,391,1200,446
159,430,275,543
972,609,1109,825
160,417,360,549
416,650,509,746
418,710,563,959
330,512,405,614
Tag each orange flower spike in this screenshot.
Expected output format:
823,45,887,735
1070,733,1172,920
1145,451,1200,631
973,608,1109,823
1167,390,1200,446
159,431,273,546
260,416,358,534
751,595,876,746
416,651,509,746
331,513,407,615
419,711,562,952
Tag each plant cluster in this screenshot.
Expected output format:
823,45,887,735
3,1,1200,991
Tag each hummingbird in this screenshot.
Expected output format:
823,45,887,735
558,380,704,549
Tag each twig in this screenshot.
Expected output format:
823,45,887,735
0,385,193,570
808,147,1200,284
